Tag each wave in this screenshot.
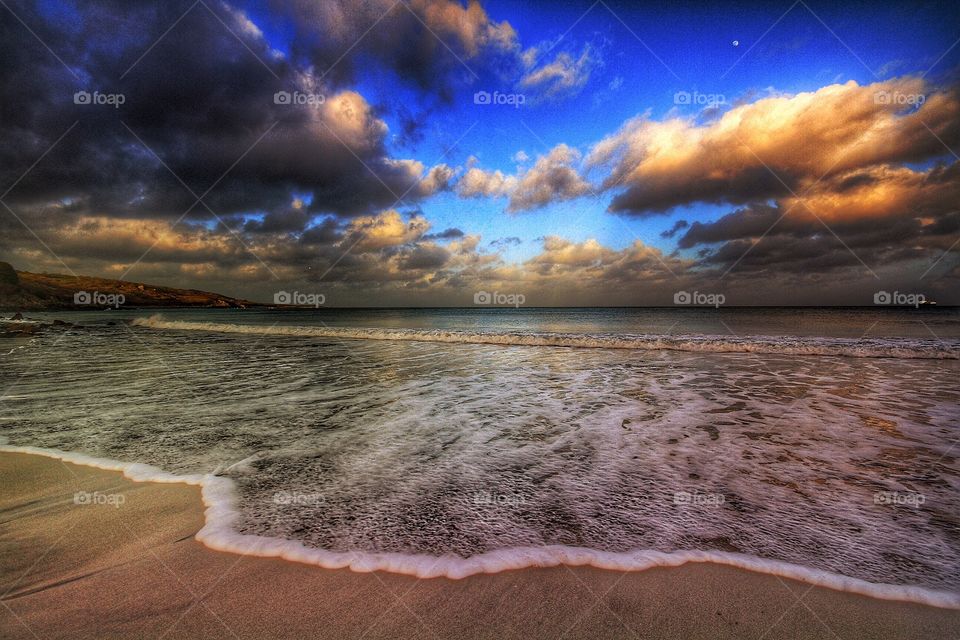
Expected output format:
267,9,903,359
131,315,960,359
3,443,959,609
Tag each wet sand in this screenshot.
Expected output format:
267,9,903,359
1,452,958,639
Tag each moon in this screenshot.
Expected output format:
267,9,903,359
732,40,740,47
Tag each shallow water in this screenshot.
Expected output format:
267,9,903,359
1,307,958,599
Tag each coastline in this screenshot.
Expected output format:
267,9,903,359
5,444,960,607
2,451,959,639
129,315,960,359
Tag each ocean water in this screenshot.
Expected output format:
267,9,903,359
2,308,959,605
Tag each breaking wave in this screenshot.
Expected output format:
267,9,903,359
131,315,960,359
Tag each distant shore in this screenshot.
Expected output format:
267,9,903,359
0,261,259,311
2,452,958,639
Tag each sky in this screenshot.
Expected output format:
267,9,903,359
0,0,958,306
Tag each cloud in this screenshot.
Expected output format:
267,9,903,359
2,2,957,304
587,77,960,216
280,0,603,107
529,237,611,267
456,144,592,211
519,45,598,101
508,144,593,211
398,243,451,270
676,162,960,276
456,168,517,199
0,0,450,224
521,236,686,291
342,209,431,252
423,227,465,240
661,220,689,239
278,0,519,92
4,193,956,306
413,163,458,197
0,0,602,237
413,0,518,56
490,236,521,248
243,207,312,234
299,217,343,245
4,216,243,267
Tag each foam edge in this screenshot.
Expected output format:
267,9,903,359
4,444,959,610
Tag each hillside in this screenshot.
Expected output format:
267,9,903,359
0,262,259,310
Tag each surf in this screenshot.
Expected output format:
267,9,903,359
3,443,960,610
131,315,960,359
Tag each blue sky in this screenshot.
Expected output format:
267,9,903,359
3,0,960,304
330,0,960,263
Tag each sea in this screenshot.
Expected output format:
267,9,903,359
2,307,958,606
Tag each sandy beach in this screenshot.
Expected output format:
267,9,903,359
1,452,957,639
3,0,959,635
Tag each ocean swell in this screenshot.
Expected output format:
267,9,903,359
131,315,960,359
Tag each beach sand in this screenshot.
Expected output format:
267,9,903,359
2,452,958,639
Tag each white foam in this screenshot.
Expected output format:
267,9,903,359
130,316,960,359
4,443,959,610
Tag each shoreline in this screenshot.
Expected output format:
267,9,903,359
129,315,960,359
2,452,960,639
3,444,959,610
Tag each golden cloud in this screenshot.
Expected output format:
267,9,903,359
588,76,959,215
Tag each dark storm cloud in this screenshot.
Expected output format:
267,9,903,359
243,207,312,234
399,244,451,270
0,0,447,225
660,220,688,239
679,163,960,276
299,217,344,245
678,204,781,248
2,0,958,305
695,233,887,275
275,0,520,94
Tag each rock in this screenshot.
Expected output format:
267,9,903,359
1,323,38,336
10,312,23,321
0,262,19,287
0,262,21,297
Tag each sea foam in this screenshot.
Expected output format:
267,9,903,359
4,444,959,610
